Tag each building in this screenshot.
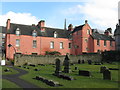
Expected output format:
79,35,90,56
5,19,115,60
0,26,6,53
114,19,120,51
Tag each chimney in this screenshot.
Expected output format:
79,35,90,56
104,30,110,36
37,20,45,32
107,28,112,34
32,24,35,26
68,24,73,31
6,19,10,30
85,20,88,24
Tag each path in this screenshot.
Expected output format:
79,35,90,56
2,66,42,89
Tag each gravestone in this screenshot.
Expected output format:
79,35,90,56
75,67,78,70
63,55,71,73
55,58,61,75
103,69,111,80
87,60,92,65
100,66,107,73
79,70,91,77
78,59,81,64
82,60,85,64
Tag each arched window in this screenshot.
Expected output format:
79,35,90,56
16,28,20,36
54,31,57,38
32,30,37,37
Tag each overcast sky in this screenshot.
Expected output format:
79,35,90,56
0,0,119,33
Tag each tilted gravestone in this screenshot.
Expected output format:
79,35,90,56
82,60,85,64
78,59,81,64
100,66,107,73
63,55,71,73
55,58,61,75
103,69,111,80
79,70,91,77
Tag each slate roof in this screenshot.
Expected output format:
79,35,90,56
91,32,114,41
7,23,71,38
72,24,84,33
8,23,42,36
43,27,71,38
0,26,6,33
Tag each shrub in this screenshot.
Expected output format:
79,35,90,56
45,51,61,55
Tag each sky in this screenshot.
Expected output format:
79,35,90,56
0,0,120,33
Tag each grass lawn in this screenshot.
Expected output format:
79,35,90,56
2,79,21,88
17,62,119,88
2,66,19,75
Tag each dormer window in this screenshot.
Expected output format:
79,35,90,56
16,28,20,36
32,30,37,37
54,31,57,38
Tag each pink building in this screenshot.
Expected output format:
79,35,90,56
5,19,115,60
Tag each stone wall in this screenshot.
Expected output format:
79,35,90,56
14,54,102,66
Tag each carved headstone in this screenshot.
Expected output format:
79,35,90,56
79,70,91,77
63,55,70,73
103,69,111,80
55,58,61,75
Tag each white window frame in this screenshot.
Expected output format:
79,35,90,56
60,42,63,49
33,40,37,48
16,39,20,47
50,41,54,49
32,30,37,37
16,28,20,36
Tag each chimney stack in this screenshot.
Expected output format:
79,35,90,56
6,19,10,30
37,20,45,32
85,20,88,24
68,24,73,31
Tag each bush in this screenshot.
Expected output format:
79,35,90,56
45,51,61,55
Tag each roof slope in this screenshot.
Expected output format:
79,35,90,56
42,27,70,38
0,26,6,33
91,32,114,41
72,24,84,33
8,23,71,38
8,23,42,36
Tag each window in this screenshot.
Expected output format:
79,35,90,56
110,41,112,46
54,31,57,38
68,43,72,49
104,40,106,46
87,29,90,35
16,28,20,36
32,53,37,55
2,34,5,38
16,39,20,47
32,30,37,37
60,42,63,49
33,40,37,48
97,39,100,46
50,41,54,49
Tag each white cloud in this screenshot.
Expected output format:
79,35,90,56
62,0,119,32
0,11,39,26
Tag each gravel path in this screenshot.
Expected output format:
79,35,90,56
2,66,42,89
